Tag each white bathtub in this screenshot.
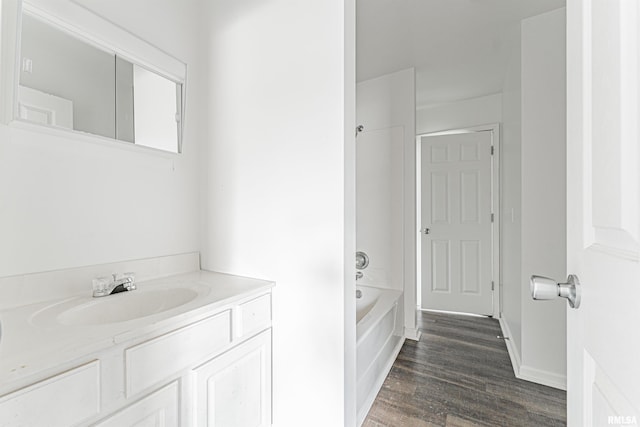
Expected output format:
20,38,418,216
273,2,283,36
356,285,404,426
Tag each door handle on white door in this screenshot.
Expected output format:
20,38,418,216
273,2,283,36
530,274,581,309
420,228,430,234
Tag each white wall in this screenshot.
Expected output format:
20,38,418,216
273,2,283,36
356,68,417,338
500,29,523,362
498,7,567,390
199,1,356,426
0,0,202,278
520,7,567,388
416,93,502,134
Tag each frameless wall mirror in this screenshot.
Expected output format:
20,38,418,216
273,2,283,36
15,2,185,153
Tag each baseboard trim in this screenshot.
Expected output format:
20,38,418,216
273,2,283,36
498,317,522,377
404,327,421,341
519,365,567,391
498,317,567,391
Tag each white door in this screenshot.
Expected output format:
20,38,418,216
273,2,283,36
565,0,640,425
18,85,73,129
420,130,494,316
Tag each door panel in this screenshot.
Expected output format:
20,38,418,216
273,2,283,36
461,240,480,294
431,171,450,224
567,0,640,425
420,131,493,315
431,240,450,292
461,171,480,223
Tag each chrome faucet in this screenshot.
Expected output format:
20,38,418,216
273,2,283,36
92,273,136,297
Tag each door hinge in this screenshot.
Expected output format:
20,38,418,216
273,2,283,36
491,213,495,223
491,281,495,291
491,145,495,155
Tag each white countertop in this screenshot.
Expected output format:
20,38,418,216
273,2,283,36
0,270,273,396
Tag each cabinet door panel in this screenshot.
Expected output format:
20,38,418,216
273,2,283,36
95,382,179,427
195,330,271,427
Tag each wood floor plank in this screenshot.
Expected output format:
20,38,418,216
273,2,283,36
363,311,567,426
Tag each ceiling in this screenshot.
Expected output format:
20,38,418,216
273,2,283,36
356,0,565,107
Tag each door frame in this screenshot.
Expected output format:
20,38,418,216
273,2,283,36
416,123,501,317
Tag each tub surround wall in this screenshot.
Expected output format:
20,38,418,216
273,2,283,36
356,126,403,288
356,68,417,339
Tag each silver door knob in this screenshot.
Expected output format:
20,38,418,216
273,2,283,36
420,228,430,235
530,274,581,309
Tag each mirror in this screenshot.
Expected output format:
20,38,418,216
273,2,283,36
17,8,184,153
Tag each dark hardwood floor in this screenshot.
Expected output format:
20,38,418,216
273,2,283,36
363,311,566,427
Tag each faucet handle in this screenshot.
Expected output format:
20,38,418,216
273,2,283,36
120,272,136,290
92,276,111,297
114,272,135,281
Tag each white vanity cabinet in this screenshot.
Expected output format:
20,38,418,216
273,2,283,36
0,273,273,427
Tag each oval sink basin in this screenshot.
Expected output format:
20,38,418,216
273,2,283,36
30,285,204,327
60,288,198,325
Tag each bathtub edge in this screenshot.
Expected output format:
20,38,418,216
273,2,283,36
356,335,405,426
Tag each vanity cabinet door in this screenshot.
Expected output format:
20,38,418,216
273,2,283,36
94,382,179,427
194,330,272,427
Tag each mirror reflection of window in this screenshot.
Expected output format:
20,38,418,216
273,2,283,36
131,64,181,153
19,13,116,138
114,58,181,152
